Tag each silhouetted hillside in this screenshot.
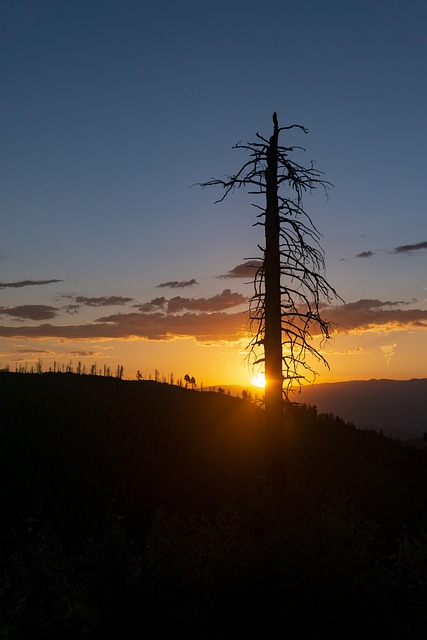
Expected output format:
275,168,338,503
1,371,427,638
296,378,427,439
0,371,265,535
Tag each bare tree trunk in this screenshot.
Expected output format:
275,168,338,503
199,113,340,456
264,113,284,435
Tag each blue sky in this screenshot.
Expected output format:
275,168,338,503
1,0,427,384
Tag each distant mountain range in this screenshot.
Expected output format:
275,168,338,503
294,379,427,440
225,378,427,440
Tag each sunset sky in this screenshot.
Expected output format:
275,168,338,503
1,0,427,387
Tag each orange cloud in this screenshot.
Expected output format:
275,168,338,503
0,299,425,346
0,311,250,343
165,289,246,313
324,299,427,333
134,290,246,314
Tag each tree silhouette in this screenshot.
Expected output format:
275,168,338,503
183,374,196,389
200,113,340,435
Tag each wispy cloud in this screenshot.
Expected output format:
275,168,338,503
61,294,134,308
0,305,58,321
60,295,134,314
68,350,100,357
217,261,262,279
157,279,198,289
0,279,62,289
379,342,397,366
74,295,134,307
352,240,427,259
1,348,54,356
323,347,367,356
394,240,427,254
355,251,374,258
64,304,81,315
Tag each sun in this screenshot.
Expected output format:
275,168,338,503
251,372,266,388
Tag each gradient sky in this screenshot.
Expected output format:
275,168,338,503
1,0,427,386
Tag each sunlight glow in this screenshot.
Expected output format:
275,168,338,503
251,372,266,388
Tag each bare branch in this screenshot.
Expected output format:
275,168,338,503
199,113,341,422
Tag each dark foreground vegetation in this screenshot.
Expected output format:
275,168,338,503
1,372,427,638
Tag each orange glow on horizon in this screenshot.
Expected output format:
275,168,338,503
2,325,427,388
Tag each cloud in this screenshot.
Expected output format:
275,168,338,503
0,279,62,289
323,347,366,356
1,298,426,345
64,304,81,315
61,295,134,309
379,343,397,366
133,290,246,314
324,299,427,333
0,305,58,321
394,240,427,254
2,348,54,356
134,297,166,312
61,295,134,314
217,261,263,279
74,295,134,307
0,289,248,342
166,289,247,313
68,351,99,357
95,310,249,342
355,251,374,258
157,279,198,289
0,311,250,343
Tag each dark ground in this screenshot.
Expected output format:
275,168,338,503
1,371,427,639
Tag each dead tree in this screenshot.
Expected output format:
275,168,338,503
200,113,340,436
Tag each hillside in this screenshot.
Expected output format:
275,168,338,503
0,371,266,530
1,371,427,638
296,378,427,440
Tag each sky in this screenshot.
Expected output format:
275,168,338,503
1,0,427,387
